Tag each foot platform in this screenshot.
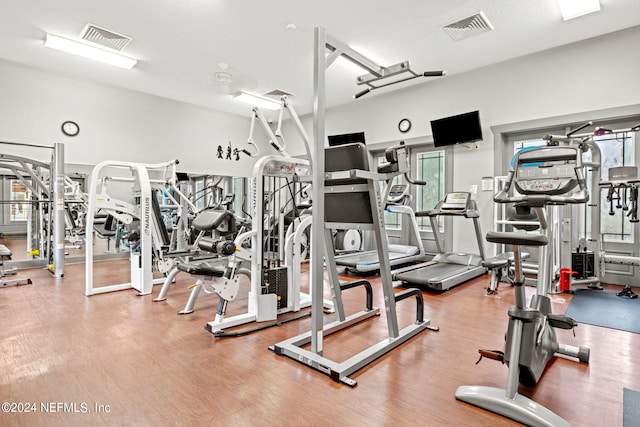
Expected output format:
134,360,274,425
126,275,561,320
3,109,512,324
617,285,638,299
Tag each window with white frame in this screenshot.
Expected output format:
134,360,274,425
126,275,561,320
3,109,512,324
416,150,445,232
511,126,636,244
10,179,29,222
591,131,635,242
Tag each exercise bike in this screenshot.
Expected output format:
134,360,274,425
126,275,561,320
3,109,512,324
456,145,590,427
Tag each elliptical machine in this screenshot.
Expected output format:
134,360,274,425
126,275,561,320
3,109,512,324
456,145,590,427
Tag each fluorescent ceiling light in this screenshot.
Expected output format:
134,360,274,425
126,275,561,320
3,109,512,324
233,92,281,110
44,33,137,69
558,0,601,20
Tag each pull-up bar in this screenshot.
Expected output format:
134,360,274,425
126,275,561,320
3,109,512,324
0,140,55,149
323,34,445,99
355,63,446,99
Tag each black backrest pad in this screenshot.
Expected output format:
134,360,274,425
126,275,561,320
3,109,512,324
325,143,374,224
192,209,233,231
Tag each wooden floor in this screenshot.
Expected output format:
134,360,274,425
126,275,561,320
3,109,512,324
1,252,638,426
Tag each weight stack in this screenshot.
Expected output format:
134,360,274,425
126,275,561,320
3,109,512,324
261,266,288,309
571,250,594,279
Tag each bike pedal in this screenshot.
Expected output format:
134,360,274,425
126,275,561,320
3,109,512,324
475,349,505,365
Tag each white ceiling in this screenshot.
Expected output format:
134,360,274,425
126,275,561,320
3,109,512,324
1,0,639,118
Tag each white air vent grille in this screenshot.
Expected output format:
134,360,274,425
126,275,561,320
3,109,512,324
80,24,132,51
442,11,494,41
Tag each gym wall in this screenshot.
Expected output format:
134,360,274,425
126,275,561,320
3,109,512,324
282,25,640,256
0,59,261,177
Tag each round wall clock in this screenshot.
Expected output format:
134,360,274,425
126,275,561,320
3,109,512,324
398,118,411,133
61,121,80,137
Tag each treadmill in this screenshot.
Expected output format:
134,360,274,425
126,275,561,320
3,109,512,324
334,184,425,273
393,192,486,291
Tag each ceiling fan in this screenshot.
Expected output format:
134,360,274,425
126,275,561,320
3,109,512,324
213,63,258,95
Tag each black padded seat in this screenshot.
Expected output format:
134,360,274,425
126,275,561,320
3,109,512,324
94,214,118,238
176,261,225,276
486,231,548,247
192,209,235,232
482,257,508,269
482,251,531,268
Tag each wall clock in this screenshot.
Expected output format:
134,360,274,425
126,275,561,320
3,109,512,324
398,118,411,133
61,121,80,137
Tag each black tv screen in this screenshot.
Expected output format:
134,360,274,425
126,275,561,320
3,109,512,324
430,111,482,147
328,131,365,147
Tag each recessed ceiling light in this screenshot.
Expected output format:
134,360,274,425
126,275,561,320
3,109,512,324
44,33,137,69
233,92,281,110
558,0,601,20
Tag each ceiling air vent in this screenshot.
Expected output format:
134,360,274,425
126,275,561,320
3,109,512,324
442,11,494,41
264,89,293,97
80,24,132,51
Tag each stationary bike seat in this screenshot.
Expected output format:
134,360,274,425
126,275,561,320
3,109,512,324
485,231,548,247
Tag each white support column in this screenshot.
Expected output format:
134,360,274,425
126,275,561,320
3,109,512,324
52,143,65,278
310,26,327,355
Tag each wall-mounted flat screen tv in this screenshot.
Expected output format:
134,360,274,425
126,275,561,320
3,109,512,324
430,111,482,147
328,131,366,147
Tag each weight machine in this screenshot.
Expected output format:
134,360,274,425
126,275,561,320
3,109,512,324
244,95,313,166
545,121,640,294
0,141,65,278
153,204,251,314
599,165,639,298
204,155,334,335
85,159,191,296
0,243,32,287
173,93,321,333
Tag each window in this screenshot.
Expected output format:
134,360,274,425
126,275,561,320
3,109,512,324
513,138,547,154
508,121,637,246
592,131,635,242
10,179,30,222
416,150,445,232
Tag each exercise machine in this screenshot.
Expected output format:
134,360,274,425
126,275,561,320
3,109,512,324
393,192,486,291
0,141,66,278
481,250,530,295
456,145,591,427
334,159,425,273
272,141,438,385
0,244,32,287
271,27,443,386
153,205,247,313
85,159,190,296
544,121,640,294
599,165,639,298
203,155,331,335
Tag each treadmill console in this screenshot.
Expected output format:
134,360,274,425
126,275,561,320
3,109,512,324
441,192,470,212
387,184,409,204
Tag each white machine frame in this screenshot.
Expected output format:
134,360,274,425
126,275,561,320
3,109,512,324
0,141,66,278
85,159,185,296
204,155,329,334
